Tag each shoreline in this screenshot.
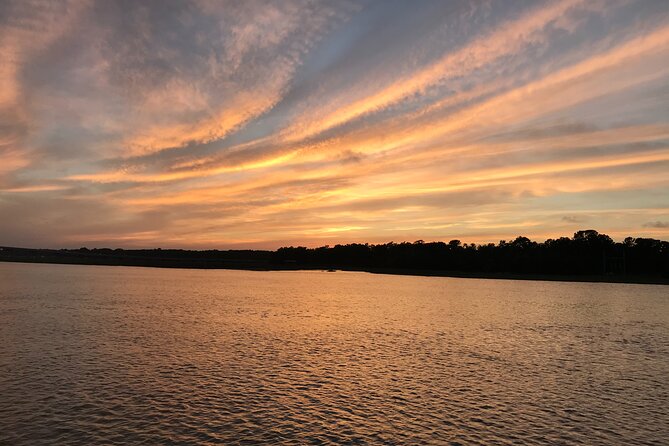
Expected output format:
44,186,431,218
2,257,667,286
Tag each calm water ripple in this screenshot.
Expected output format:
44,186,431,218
1,262,668,445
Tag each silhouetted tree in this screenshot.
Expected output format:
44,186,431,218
2,229,667,278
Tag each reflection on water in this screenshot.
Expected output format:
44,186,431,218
1,262,667,445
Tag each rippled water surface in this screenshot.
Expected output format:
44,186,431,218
1,262,668,445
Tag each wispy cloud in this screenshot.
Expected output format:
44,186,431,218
278,0,597,143
562,215,587,223
643,221,669,229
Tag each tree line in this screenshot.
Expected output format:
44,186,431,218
273,230,669,276
1,230,667,278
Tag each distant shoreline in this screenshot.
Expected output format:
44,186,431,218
2,257,667,286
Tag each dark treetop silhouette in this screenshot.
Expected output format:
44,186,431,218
1,230,667,284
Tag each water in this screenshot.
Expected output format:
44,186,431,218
1,262,667,445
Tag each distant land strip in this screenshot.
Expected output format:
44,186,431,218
1,230,668,285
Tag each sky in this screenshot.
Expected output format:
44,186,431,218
1,0,668,249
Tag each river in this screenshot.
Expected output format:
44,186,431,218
1,262,667,444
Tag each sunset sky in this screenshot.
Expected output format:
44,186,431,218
1,0,668,249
